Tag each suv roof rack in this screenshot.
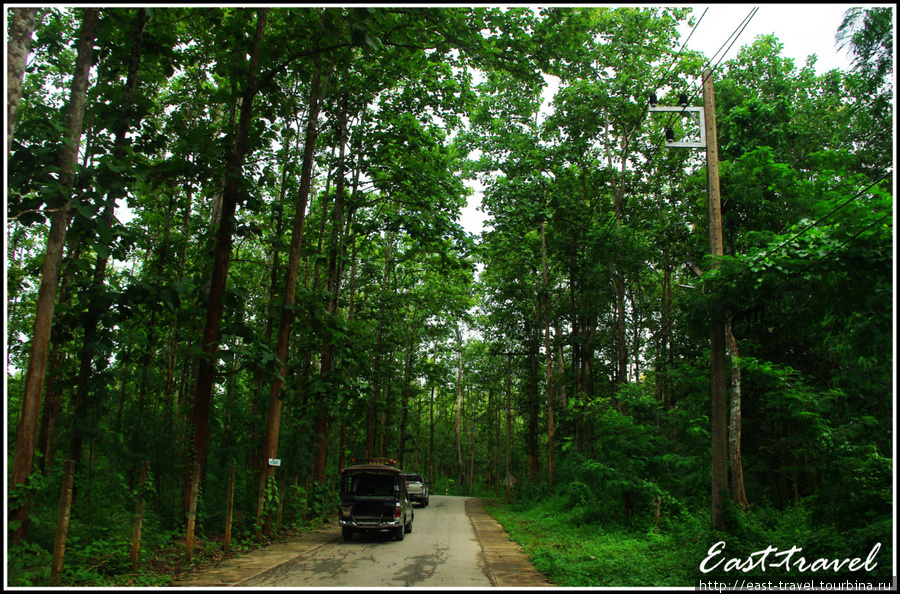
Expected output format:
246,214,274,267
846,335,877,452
349,457,398,467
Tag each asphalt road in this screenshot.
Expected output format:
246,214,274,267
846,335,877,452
240,495,493,587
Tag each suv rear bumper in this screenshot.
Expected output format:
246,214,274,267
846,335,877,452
339,518,403,530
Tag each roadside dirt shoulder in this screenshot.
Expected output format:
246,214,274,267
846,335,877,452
173,525,341,587
466,498,555,587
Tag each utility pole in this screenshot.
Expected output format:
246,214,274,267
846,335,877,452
649,68,729,530
702,68,729,531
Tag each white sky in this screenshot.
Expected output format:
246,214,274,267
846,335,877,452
456,4,864,236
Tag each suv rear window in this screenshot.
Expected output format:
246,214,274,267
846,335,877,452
349,474,395,497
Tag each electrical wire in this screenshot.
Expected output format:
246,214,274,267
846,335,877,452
593,6,758,246
636,8,709,163
746,209,892,311
752,170,892,263
625,5,759,217
700,7,759,88
653,7,708,93
661,7,759,134
585,8,711,248
692,171,894,320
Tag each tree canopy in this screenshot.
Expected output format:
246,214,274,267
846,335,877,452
6,6,894,587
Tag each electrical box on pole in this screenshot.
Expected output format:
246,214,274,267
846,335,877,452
647,105,706,148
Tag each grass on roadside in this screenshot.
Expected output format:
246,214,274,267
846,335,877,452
485,498,707,587
483,489,893,588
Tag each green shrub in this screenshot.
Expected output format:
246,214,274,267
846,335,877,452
7,540,53,587
564,481,594,508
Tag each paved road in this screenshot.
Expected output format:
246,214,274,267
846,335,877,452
241,495,492,587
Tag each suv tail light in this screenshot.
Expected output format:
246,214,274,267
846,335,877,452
395,504,402,518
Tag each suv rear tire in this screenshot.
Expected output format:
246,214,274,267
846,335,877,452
394,522,405,541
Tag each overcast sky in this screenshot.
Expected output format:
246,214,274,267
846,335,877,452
677,4,855,74
457,4,862,236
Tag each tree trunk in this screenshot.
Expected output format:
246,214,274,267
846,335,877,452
37,249,81,475
398,336,414,469
312,89,349,485
259,53,329,532
7,7,42,155
9,7,98,544
455,325,465,485
541,222,555,485
368,228,395,457
183,8,268,516
727,317,749,510
526,330,540,478
429,383,435,486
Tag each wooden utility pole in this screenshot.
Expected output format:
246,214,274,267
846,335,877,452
703,68,729,531
648,69,729,530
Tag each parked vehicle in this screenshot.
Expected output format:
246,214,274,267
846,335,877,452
404,473,429,507
338,459,413,541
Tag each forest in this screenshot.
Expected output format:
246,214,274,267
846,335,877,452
6,6,894,587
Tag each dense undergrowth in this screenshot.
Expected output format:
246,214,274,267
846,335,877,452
7,516,334,588
6,472,338,588
483,480,893,588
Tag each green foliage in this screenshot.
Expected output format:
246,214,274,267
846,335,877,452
6,5,892,587
7,540,54,587
486,490,893,587
304,481,336,523
807,444,892,531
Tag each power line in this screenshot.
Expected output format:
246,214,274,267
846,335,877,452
700,7,759,89
586,8,711,247
586,7,759,246
694,171,894,319
653,7,708,92
752,170,892,263
663,7,758,133
749,209,892,309
631,6,759,204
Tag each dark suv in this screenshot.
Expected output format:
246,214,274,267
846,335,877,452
338,459,413,541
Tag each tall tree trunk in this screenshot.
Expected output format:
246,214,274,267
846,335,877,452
313,90,349,484
657,255,673,409
605,112,630,395
9,7,98,544
37,245,81,475
613,272,628,387
455,325,465,485
7,7,42,155
368,228,395,457
183,8,268,516
258,53,329,533
526,328,540,478
398,334,414,469
429,383,435,485
541,222,555,485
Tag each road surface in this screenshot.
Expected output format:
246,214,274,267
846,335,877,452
240,495,492,587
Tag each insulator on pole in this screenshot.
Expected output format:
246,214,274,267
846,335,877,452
665,128,675,142
678,93,689,107
649,93,658,107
